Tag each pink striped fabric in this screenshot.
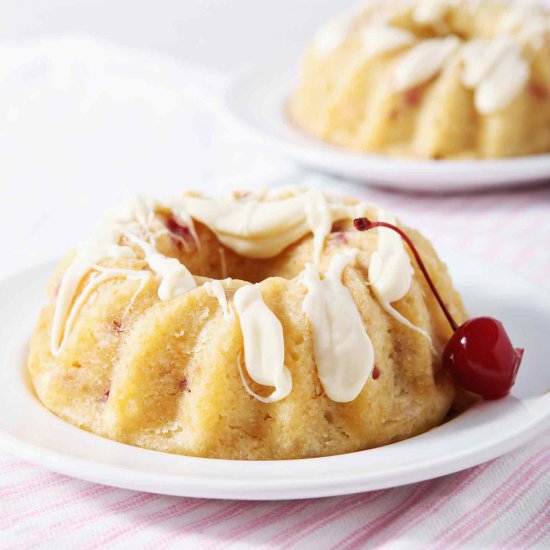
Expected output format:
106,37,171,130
2,183,550,550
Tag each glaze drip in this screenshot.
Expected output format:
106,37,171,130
304,189,333,265
302,249,375,402
361,26,415,59
370,210,431,342
394,36,461,91
234,285,292,403
413,0,456,26
203,279,235,321
313,13,355,57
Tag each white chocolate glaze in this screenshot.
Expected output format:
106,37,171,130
182,190,362,260
413,0,455,25
51,196,198,355
461,38,512,89
51,251,148,356
182,193,308,259
302,249,375,402
51,244,131,356
304,189,332,265
465,41,529,113
125,233,196,301
394,36,460,91
95,266,152,321
361,26,415,58
313,14,354,57
147,254,196,301
234,285,292,403
203,279,235,321
392,25,531,114
369,209,413,304
369,210,431,341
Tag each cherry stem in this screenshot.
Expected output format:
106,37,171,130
354,217,459,332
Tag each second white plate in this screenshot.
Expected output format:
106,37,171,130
224,64,550,192
0,251,550,499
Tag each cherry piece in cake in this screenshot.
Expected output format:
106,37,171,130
166,215,194,248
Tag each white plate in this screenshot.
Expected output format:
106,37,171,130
224,65,550,192
1,252,550,500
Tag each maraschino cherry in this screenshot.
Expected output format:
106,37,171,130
353,217,524,400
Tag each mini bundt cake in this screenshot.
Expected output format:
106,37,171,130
28,187,467,460
290,0,550,159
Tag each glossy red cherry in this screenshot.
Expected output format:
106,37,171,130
443,317,523,399
354,217,524,400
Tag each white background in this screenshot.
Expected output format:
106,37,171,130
0,0,362,280
0,0,357,71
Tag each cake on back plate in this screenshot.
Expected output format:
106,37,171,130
290,0,550,159
28,187,469,460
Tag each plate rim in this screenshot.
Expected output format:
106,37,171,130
1,395,549,501
223,64,550,191
1,255,550,500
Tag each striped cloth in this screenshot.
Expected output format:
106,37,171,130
1,44,550,549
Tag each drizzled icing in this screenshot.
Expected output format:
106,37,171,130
393,34,530,113
461,39,529,114
203,279,235,321
313,0,547,114
390,5,537,114
125,233,196,301
181,190,360,260
461,38,512,89
51,195,198,356
361,26,415,59
234,285,292,403
304,189,333,265
51,260,151,356
313,13,354,57
50,187,427,404
370,209,431,342
369,210,413,304
413,0,456,25
182,193,308,259
302,249,374,402
394,36,460,91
